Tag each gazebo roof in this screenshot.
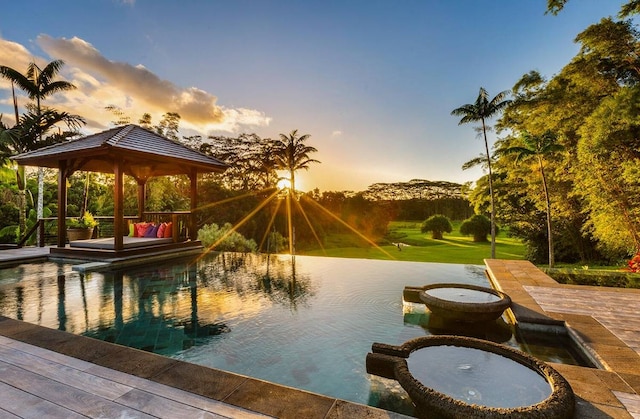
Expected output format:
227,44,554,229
13,124,227,180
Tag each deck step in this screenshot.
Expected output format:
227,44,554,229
72,262,111,272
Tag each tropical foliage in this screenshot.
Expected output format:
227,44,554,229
67,212,99,229
459,214,494,242
198,222,257,253
421,214,453,240
498,131,564,267
480,7,640,265
452,87,511,258
274,129,320,194
0,59,80,239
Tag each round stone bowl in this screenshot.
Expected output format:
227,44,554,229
366,335,575,419
419,283,511,323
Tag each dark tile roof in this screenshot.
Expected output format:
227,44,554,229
14,125,227,177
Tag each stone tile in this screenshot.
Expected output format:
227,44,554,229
6,322,125,363
592,370,636,393
575,397,633,418
325,400,412,419
614,392,640,417
152,361,248,401
0,316,40,338
93,347,179,379
223,377,336,419
619,373,640,394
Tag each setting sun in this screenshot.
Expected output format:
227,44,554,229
277,178,291,190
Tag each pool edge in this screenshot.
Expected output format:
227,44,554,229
0,315,410,419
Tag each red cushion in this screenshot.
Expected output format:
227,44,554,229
157,223,166,238
135,222,150,237
164,222,173,238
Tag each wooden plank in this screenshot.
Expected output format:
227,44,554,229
1,337,271,419
0,381,85,419
133,377,272,418
0,345,132,400
89,364,271,418
0,337,94,371
0,361,155,418
0,408,21,418
115,388,224,419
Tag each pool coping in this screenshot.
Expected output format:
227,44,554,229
486,259,640,418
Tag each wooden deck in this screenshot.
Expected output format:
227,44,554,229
0,242,205,271
0,335,269,418
0,246,50,268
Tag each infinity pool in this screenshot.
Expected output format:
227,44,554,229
0,253,582,415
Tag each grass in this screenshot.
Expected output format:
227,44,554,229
301,221,527,265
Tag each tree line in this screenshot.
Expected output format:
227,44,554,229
454,1,640,266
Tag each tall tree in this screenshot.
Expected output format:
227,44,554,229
451,88,511,258
500,131,564,268
274,130,320,195
0,60,77,240
0,110,84,239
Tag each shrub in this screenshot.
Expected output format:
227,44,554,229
421,215,453,240
198,222,257,253
68,212,98,229
460,214,496,242
545,268,640,289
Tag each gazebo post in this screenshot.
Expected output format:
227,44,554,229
57,160,68,248
189,169,198,241
137,180,146,221
114,159,124,251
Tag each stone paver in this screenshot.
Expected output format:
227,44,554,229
486,259,640,418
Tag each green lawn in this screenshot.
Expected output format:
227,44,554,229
301,221,526,265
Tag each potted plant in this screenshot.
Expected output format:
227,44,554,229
67,212,99,241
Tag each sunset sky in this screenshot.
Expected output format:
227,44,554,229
0,1,624,192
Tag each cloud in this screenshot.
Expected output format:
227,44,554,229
331,130,343,136
0,35,271,133
38,35,227,124
0,38,36,93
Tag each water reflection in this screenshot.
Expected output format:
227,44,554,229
199,253,315,309
0,256,497,415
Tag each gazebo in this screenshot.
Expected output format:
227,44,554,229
13,124,227,259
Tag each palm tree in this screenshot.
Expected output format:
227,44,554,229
275,130,320,195
500,131,564,268
0,110,84,240
452,87,511,258
0,60,77,240
274,130,320,256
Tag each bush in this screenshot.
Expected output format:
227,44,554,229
545,268,640,289
460,214,496,242
421,215,452,240
198,222,257,253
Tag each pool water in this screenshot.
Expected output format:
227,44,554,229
407,345,552,408
0,253,584,416
424,287,502,303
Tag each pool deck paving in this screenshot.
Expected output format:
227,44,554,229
1,248,640,418
486,259,640,419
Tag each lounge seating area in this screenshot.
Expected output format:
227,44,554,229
69,236,174,250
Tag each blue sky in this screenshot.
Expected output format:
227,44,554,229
0,0,625,191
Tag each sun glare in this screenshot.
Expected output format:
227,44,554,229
277,178,291,190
